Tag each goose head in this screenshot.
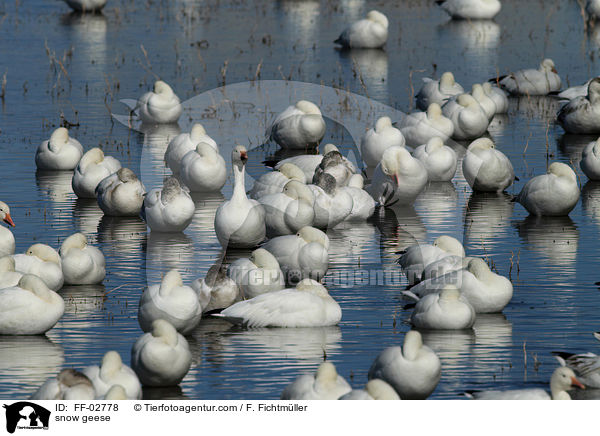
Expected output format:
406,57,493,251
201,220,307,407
402,330,424,361
18,274,54,300
79,148,105,170
456,93,479,109
151,319,179,347
589,137,600,158
195,141,218,158
471,83,487,100
0,256,15,272
249,248,280,270
375,116,393,133
315,361,340,385
426,103,443,120
482,82,494,95
59,233,88,256
104,385,128,400
548,162,577,183
322,143,340,155
26,244,61,264
159,269,184,296
232,145,248,169
587,77,600,105
549,366,584,400
295,100,322,115
153,80,174,96
49,127,70,151
189,123,207,142
296,278,329,298
365,379,401,400
366,10,389,29
161,177,183,203
540,58,557,74
425,137,445,153
380,146,413,184
278,163,305,182
433,235,465,257
438,285,462,301
440,72,457,89
0,201,15,227
100,351,124,377
283,180,314,203
297,226,329,249
467,258,492,279
467,137,495,152
116,168,139,183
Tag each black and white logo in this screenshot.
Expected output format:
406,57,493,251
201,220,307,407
3,402,50,433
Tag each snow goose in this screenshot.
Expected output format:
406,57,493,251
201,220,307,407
63,0,107,12
399,103,454,147
192,264,240,313
13,244,63,291
581,137,600,180
436,0,501,19
334,10,389,49
259,180,315,236
494,59,561,95
462,138,515,192
249,163,305,199
0,275,64,335
59,233,105,285
281,361,351,400
274,144,353,184
516,162,580,216
0,201,15,258
368,330,442,399
82,351,142,400
466,366,585,400
268,100,326,150
338,379,401,400
31,369,95,400
442,94,490,140
179,142,227,192
557,78,600,134
136,80,182,124
367,146,428,206
416,72,464,110
227,248,285,299
0,256,22,288
413,137,458,182
72,148,121,198
588,0,600,19
138,269,202,335
313,149,356,187
309,173,353,229
101,385,128,400
131,319,192,387
262,226,329,282
96,168,146,216
141,177,195,232
340,174,376,221
482,82,509,114
410,286,476,330
470,83,497,120
554,79,593,101
164,124,218,174
360,116,406,168
35,127,84,171
554,333,600,388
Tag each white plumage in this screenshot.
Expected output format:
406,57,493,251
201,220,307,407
141,177,195,232
268,101,326,150
462,138,515,192
136,80,182,124
95,168,146,217
281,362,351,400
82,351,142,400
72,148,122,199
496,59,561,96
35,127,84,171
399,103,454,147
416,72,464,111
59,233,105,285
360,117,406,168
335,10,389,49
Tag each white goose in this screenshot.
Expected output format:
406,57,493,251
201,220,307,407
137,80,182,124
334,10,389,49
482,82,509,114
495,59,561,95
338,379,401,400
227,248,285,299
72,148,122,198
63,0,107,12
516,162,580,216
399,103,454,147
0,201,15,258
249,163,306,200
131,319,192,387
436,0,501,19
360,116,406,168
13,244,64,291
274,144,353,184
442,94,490,140
309,173,354,229
35,127,84,171
82,351,142,400
138,269,202,335
368,330,442,399
0,275,64,335
141,177,195,232
259,180,315,236
340,174,376,221
214,279,341,328
164,124,218,174
416,72,464,111
313,148,356,187
557,78,600,134
462,138,515,192
192,264,240,313
214,146,266,248
281,362,351,400
367,146,428,206
262,226,329,282
31,369,95,400
555,79,594,101
554,333,600,388
581,137,600,180
95,168,146,216
268,101,326,150
410,286,476,330
470,83,497,120
588,0,600,19
412,137,458,182
466,366,585,400
180,142,227,192
59,233,105,285
0,256,22,288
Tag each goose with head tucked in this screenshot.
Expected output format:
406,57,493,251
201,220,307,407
281,362,351,400
0,274,64,335
482,82,509,114
96,168,146,217
13,244,63,291
192,264,240,313
313,148,356,187
227,248,285,299
31,368,95,400
141,177,195,232
309,173,353,229
555,79,595,101
0,201,15,258
470,83,497,121
557,78,600,134
409,286,476,330
0,256,22,288
138,269,202,335
101,385,128,400
399,103,454,147
581,137,600,180
259,180,315,237
214,279,341,328
413,137,457,182
35,127,84,171
63,0,107,12
494,59,561,96
553,333,600,389
59,233,105,285
82,351,142,400
274,144,354,184
588,0,600,19
179,142,227,193
268,100,326,150
367,146,428,206
338,379,401,400
436,0,501,19
462,138,515,192
249,163,306,200
361,117,406,168
136,80,182,125
516,162,580,216
340,174,376,221
214,146,266,249
442,94,490,140
72,148,122,198
262,226,329,283
368,330,441,399
416,72,464,111
164,124,218,174
131,319,192,387
334,10,389,49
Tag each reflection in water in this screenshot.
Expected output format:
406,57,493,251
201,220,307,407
97,216,147,278
73,198,103,241
471,314,513,383
146,232,195,285
582,181,600,227
142,385,189,400
437,20,499,66
415,182,460,233
464,192,514,251
35,170,75,204
513,96,561,122
60,12,107,67
558,133,596,166
327,222,377,264
337,49,388,99
487,114,509,136
277,0,320,48
140,123,181,191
